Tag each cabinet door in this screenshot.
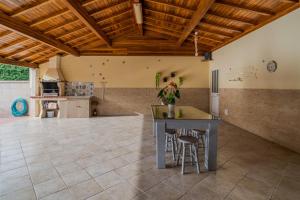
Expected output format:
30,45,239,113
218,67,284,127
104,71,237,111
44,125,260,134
68,100,90,118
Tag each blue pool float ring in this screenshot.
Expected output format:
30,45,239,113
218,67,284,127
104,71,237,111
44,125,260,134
11,98,28,117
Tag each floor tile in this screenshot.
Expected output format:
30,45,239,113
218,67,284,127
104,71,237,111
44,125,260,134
69,179,103,200
34,178,66,199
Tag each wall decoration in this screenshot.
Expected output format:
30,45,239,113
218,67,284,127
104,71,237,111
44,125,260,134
266,60,277,72
178,77,183,86
122,61,126,64
170,72,176,78
163,77,168,82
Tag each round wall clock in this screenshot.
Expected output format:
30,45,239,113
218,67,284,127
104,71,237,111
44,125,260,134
267,60,277,72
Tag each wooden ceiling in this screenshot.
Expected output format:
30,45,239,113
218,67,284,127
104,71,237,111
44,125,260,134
0,0,299,68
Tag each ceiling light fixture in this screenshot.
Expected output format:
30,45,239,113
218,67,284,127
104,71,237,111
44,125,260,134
133,2,143,24
194,32,199,56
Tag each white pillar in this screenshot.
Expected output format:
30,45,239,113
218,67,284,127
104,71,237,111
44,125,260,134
29,68,40,117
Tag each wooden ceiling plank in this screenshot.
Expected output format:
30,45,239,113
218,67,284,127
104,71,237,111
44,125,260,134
0,11,80,56
201,21,243,33
213,3,300,51
0,30,12,38
215,2,274,16
66,33,95,44
90,1,129,17
82,0,99,7
56,26,87,39
144,21,182,34
30,9,70,27
0,57,38,68
145,16,185,27
18,47,49,61
97,9,132,24
11,0,51,17
101,18,132,30
144,25,180,38
5,43,41,58
144,0,195,13
107,24,134,35
0,37,28,51
144,9,189,21
207,12,256,26
63,0,112,47
176,0,215,47
44,19,80,34
196,29,232,39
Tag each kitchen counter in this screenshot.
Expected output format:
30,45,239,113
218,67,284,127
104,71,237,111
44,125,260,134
31,96,92,118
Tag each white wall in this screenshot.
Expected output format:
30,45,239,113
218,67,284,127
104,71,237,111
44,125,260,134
0,81,30,117
210,9,300,90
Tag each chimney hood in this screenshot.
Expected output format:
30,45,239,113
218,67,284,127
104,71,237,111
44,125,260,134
42,55,64,82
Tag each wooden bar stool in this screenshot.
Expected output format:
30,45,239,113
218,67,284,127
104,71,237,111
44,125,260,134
176,135,200,174
192,129,206,149
165,129,177,161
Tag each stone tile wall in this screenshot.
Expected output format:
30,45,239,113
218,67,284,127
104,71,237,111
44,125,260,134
219,88,300,153
93,88,209,116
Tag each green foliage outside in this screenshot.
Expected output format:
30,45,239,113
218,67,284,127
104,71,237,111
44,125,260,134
0,64,29,81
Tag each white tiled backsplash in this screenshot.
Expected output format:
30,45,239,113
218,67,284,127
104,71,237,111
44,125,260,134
65,82,94,96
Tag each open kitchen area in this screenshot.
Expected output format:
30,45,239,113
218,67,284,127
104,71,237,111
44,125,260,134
31,55,94,118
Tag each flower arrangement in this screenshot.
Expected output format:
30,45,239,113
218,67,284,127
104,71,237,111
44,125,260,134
157,81,180,105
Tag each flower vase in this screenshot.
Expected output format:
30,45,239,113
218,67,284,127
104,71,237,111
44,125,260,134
168,104,175,118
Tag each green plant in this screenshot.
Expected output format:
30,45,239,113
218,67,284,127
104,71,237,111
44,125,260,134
155,72,161,89
157,81,180,105
0,64,29,80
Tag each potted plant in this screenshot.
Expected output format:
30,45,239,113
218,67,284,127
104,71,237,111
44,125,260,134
157,81,180,112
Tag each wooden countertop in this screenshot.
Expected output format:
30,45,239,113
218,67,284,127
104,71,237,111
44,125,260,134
31,96,92,100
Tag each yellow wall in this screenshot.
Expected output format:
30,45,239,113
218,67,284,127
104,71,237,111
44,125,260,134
40,56,209,88
210,9,300,89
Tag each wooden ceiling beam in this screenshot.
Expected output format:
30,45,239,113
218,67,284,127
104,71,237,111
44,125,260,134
144,0,195,13
215,2,274,16
10,0,52,17
0,11,80,56
63,0,112,47
0,57,38,68
207,12,256,26
176,0,215,47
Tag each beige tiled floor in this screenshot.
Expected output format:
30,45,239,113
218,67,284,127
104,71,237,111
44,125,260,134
0,115,300,200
